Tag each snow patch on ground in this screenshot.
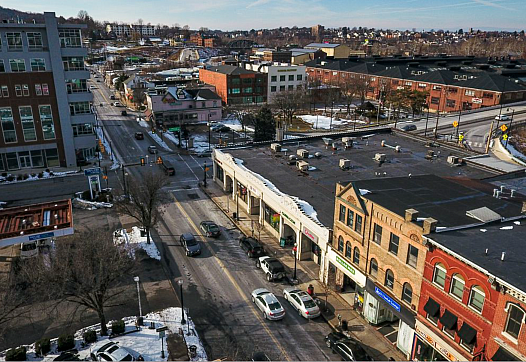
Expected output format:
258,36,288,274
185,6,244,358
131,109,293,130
115,226,161,260
222,115,255,133
500,226,514,230
190,134,213,153
73,198,113,210
165,131,179,145
138,120,150,128
0,170,78,184
300,115,366,130
149,132,172,151
503,139,526,165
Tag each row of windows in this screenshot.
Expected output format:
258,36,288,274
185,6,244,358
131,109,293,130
0,58,46,72
373,223,419,268
72,123,95,137
338,204,363,234
229,87,263,94
230,77,265,85
0,83,50,98
0,149,59,171
270,74,303,82
69,102,91,115
271,85,297,92
0,32,43,51
0,105,55,144
425,309,475,352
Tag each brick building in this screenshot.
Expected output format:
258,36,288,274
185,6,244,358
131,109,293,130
0,12,95,171
262,50,292,63
199,65,267,106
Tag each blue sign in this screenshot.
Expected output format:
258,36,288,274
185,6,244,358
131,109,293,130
84,167,101,176
28,232,54,241
375,286,401,312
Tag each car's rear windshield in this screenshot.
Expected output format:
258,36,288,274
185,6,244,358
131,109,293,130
304,300,317,308
122,354,133,361
209,225,219,232
268,302,281,311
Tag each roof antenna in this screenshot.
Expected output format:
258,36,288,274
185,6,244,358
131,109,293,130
501,252,506,261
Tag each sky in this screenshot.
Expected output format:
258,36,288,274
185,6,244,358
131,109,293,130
5,0,524,31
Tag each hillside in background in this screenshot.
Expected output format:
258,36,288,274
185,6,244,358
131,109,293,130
0,6,44,22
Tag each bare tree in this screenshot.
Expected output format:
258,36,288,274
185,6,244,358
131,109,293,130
271,88,306,130
253,220,264,242
116,172,168,244
20,229,136,336
0,276,27,342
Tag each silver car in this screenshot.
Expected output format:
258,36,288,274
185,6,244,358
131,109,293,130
251,288,286,320
283,287,321,319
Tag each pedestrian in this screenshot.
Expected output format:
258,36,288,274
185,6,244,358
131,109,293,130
307,284,314,296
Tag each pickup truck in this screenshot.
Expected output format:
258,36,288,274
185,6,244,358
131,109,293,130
256,256,286,282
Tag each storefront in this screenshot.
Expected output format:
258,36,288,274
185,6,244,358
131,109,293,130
301,225,322,264
364,279,416,358
411,320,466,362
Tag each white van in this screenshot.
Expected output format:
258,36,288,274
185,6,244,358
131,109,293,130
20,238,54,259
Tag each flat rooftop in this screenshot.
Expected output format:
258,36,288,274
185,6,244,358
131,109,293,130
430,219,526,293
224,132,494,227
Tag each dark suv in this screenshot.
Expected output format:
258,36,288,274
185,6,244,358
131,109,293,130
239,236,265,258
180,233,201,257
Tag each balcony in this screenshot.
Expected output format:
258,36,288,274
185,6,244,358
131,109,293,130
67,92,93,103
70,113,95,124
64,70,90,80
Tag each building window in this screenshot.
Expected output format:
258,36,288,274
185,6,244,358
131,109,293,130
22,84,29,96
27,32,43,50
45,148,59,167
385,269,394,289
231,78,240,85
355,214,362,233
338,236,344,252
9,59,26,72
347,209,354,228
35,84,42,96
263,204,280,231
446,99,456,108
433,263,447,288
66,79,87,93
465,90,475,96
388,233,399,255
280,75,285,81
339,204,346,222
288,75,294,81
483,92,493,99
59,29,82,48
15,85,22,97
353,247,360,265
243,87,252,93
0,60,4,73
70,102,91,115
406,244,418,268
468,286,485,313
373,223,382,244
370,258,378,278
271,75,277,82
242,78,252,85
431,97,440,105
270,86,276,92
19,106,37,142
72,123,95,136
450,274,465,300
297,74,303,81
288,85,294,90
402,283,413,304
42,84,49,95
231,88,240,94
433,85,442,90
345,242,351,258
505,304,525,339
1,86,8,97
39,105,56,140
30,58,46,72
0,107,17,143
279,85,285,91
418,83,427,88
6,32,23,51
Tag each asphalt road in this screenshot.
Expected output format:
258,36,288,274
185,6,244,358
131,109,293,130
91,74,337,361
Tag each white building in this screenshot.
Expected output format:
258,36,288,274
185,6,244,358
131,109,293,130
106,23,156,37
242,62,306,103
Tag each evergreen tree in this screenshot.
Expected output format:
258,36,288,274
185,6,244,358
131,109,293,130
253,106,275,142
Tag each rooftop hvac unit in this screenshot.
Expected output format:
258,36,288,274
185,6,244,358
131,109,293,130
288,154,298,165
296,160,309,172
271,143,281,152
374,153,386,163
297,149,309,158
447,155,460,165
339,158,351,170
425,150,434,160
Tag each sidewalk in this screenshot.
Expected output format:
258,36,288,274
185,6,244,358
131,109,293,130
201,180,406,361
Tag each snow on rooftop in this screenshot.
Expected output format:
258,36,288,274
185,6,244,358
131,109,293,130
359,189,371,195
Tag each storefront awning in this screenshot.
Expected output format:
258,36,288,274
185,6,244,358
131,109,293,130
423,297,440,317
439,309,458,330
492,346,519,361
458,322,477,344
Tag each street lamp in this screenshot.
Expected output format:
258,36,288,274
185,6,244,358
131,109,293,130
293,243,298,280
203,161,207,188
133,276,142,317
178,279,186,325
208,114,211,152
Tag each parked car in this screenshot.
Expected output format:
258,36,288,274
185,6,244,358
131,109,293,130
135,132,144,140
121,110,128,116
212,124,230,132
112,102,122,107
147,145,158,154
110,95,116,100
252,352,271,361
251,288,286,320
200,221,220,237
401,124,417,131
90,341,141,361
325,332,373,361
256,256,286,281
239,236,265,258
180,233,201,256
495,114,510,121
96,80,101,82
283,287,321,319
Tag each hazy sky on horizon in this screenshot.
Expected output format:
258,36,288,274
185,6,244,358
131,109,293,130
5,0,524,31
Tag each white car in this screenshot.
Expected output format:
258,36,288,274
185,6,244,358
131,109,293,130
495,114,510,121
112,102,122,107
251,288,286,320
90,341,141,361
283,287,321,319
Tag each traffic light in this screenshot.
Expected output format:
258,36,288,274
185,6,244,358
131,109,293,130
156,156,163,164
151,128,156,134
140,157,145,166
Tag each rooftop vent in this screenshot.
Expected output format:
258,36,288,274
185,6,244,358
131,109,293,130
374,153,386,163
339,158,351,170
288,154,298,165
297,149,309,158
466,207,501,223
296,160,309,172
271,143,281,152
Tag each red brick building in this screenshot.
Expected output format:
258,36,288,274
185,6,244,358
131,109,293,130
199,65,267,106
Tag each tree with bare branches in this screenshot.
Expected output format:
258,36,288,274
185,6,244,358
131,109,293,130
0,276,27,342
116,172,168,244
271,88,306,130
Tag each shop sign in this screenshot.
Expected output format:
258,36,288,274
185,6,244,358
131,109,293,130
28,232,54,241
375,286,400,312
302,226,318,243
472,98,483,104
336,255,355,275
282,212,296,225
415,322,459,361
248,184,260,197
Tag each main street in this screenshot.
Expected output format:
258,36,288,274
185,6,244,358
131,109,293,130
90,74,337,360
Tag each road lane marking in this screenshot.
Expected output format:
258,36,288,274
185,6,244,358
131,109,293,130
177,154,199,181
169,192,292,361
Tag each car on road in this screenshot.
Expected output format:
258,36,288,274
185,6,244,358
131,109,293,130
401,124,417,132
96,80,101,82
121,110,128,116
256,256,286,281
251,288,286,320
110,95,116,100
495,114,510,121
147,145,158,154
89,85,97,90
199,221,220,238
135,132,144,140
325,332,373,361
239,236,265,258
212,124,230,132
90,341,141,361
112,102,122,107
283,287,321,319
180,233,201,256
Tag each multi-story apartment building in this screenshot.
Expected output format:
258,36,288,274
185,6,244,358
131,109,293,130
242,62,306,102
199,65,267,106
0,12,95,171
105,23,156,37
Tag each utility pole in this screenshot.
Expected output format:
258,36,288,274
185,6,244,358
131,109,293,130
203,161,207,187
456,107,462,139
434,111,440,139
485,120,495,154
506,109,515,149
424,105,430,137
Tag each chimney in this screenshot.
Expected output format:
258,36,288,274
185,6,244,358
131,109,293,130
405,208,419,222
423,218,438,234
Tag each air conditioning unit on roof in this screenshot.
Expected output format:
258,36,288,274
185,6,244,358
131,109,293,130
296,160,309,172
271,143,281,152
297,149,309,158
